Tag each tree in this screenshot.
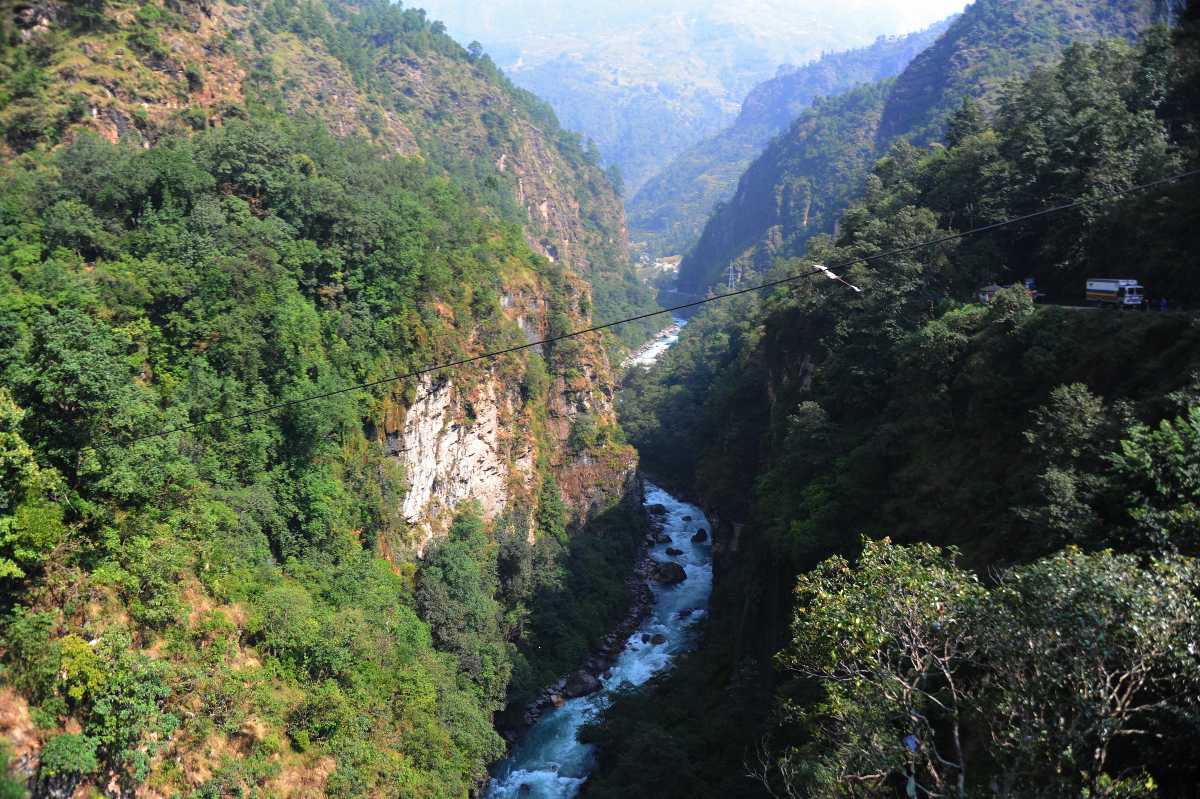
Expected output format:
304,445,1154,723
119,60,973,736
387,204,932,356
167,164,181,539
536,474,567,544
773,539,984,798
416,505,509,705
1015,383,1117,548
15,309,129,475
979,550,1200,797
0,390,66,583
1107,406,1200,554
945,97,986,148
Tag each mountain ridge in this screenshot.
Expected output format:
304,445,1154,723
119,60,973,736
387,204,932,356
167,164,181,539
628,20,951,259
675,0,1163,295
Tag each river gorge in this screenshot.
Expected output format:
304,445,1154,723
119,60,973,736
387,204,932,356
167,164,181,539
486,320,709,799
486,484,712,798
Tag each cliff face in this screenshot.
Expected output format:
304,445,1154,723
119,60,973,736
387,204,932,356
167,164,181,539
396,376,532,532
390,275,632,550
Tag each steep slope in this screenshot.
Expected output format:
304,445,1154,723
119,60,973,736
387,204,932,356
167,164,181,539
675,0,1162,295
0,0,648,513
601,21,1200,797
0,1,652,795
877,0,1164,143
0,0,658,345
628,21,951,259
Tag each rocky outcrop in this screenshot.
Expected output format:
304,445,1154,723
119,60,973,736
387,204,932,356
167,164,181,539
394,375,536,551
651,561,687,584
379,257,633,551
563,670,601,698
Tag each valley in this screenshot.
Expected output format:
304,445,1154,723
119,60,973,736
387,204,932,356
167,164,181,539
0,1,1198,798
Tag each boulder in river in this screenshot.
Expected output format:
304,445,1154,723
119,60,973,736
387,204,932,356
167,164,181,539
655,533,672,544
652,561,687,584
665,547,684,556
691,528,708,543
641,633,651,643
647,503,667,515
564,670,602,698
650,633,667,645
682,515,693,522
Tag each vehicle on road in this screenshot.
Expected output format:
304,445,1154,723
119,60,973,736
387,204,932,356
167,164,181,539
1086,278,1145,308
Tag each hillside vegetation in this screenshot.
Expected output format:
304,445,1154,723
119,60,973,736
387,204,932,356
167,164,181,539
0,0,659,347
0,1,654,795
628,21,951,260
675,0,1164,295
602,12,1200,798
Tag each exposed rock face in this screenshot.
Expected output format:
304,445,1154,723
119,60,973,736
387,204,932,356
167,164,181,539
691,529,708,543
397,376,536,550
375,253,634,553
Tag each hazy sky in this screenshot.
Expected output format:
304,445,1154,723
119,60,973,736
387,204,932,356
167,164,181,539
417,0,972,48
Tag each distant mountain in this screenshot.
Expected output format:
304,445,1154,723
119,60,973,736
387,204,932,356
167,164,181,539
419,0,970,195
675,0,1164,295
628,20,952,259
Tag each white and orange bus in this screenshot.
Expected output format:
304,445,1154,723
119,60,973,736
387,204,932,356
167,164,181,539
1086,278,1145,308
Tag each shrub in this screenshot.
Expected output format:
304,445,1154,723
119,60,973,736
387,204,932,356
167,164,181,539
38,734,98,778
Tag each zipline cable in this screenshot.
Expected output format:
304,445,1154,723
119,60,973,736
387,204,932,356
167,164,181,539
90,167,1200,452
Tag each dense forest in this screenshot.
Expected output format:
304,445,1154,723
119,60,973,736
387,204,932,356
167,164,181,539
603,7,1200,798
675,0,1165,296
0,0,659,350
0,1,653,795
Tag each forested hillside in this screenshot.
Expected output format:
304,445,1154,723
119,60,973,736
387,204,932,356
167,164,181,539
0,0,659,347
675,0,1164,295
628,21,951,259
0,1,653,795
601,11,1200,797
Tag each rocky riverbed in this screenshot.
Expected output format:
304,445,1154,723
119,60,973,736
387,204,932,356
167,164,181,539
485,483,713,798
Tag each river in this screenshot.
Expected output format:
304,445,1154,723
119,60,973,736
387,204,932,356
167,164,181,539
485,316,706,799
625,315,686,369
